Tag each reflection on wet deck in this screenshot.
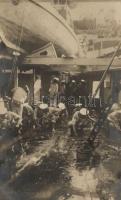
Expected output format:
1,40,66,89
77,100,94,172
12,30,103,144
0,127,120,200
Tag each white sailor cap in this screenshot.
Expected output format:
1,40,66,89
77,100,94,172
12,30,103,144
53,77,59,82
58,103,66,110
75,103,82,107
79,108,89,116
72,80,76,83
81,79,86,83
39,103,48,110
61,80,66,83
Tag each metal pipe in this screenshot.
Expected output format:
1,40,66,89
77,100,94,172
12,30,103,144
33,67,35,105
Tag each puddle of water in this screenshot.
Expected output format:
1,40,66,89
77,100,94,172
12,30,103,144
69,167,98,193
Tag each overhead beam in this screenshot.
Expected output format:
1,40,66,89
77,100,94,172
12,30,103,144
23,57,121,67
86,65,121,72
72,0,120,1
73,0,120,1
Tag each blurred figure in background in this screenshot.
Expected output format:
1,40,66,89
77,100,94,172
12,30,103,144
77,79,88,106
25,84,30,104
69,79,77,98
49,77,59,107
66,79,76,115
34,75,42,105
59,79,66,103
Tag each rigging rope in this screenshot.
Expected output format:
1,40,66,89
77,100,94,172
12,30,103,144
9,6,25,89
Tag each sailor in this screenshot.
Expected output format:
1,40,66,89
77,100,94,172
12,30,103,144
59,80,66,103
107,107,121,132
66,79,76,98
58,102,66,110
77,79,88,106
108,101,121,123
34,75,42,105
24,85,30,103
107,105,121,145
66,79,77,114
0,99,8,130
73,103,82,114
34,103,49,120
49,77,59,107
70,79,76,97
22,103,34,130
110,103,120,113
0,98,21,130
11,86,27,118
35,103,50,126
68,108,89,136
57,102,68,122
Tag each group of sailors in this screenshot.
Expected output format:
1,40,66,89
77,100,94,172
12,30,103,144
48,76,89,109
0,75,91,135
48,76,121,139
0,83,68,135
1,74,121,141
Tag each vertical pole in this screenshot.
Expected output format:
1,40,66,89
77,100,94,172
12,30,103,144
33,67,35,105
100,40,103,56
14,66,18,88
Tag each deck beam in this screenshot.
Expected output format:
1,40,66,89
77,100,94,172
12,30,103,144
23,57,121,72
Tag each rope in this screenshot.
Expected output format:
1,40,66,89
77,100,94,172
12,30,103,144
9,7,25,89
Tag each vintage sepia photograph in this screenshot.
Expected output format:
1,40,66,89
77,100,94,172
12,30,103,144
1,0,121,199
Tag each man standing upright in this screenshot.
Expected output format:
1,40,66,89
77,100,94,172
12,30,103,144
34,75,42,105
49,77,59,107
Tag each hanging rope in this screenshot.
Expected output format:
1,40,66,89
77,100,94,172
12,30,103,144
9,6,25,89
